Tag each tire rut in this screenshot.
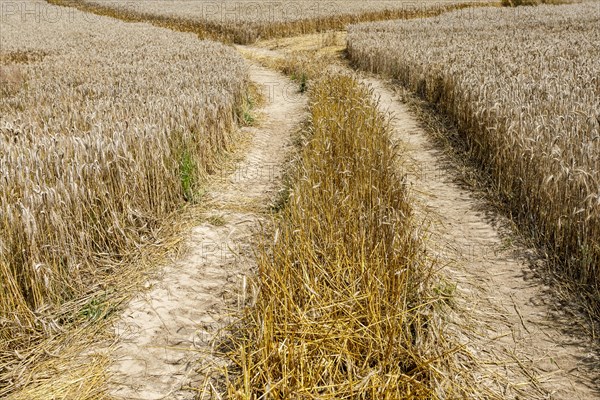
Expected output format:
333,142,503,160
362,77,599,399
106,62,306,400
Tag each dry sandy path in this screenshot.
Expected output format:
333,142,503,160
107,62,306,400
105,39,598,399
242,41,599,399
362,77,599,399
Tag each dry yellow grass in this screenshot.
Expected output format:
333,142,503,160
224,74,480,398
347,3,600,313
0,0,247,392
47,0,493,44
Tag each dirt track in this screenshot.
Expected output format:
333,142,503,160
240,38,599,399
6,0,598,397
363,77,599,399
107,37,598,399
107,62,306,399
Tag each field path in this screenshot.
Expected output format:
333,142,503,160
107,62,306,399
241,41,599,399
366,78,599,399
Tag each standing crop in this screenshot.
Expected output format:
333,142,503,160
47,0,490,44
0,0,247,381
348,3,600,312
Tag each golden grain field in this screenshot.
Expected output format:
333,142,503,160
48,0,489,44
3,0,600,397
0,0,246,365
348,3,600,311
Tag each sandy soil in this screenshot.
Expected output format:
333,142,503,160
104,36,598,399
9,3,597,398
106,62,306,400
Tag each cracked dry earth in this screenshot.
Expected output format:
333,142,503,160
106,62,306,400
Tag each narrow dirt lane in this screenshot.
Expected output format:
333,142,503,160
241,39,598,399
362,77,599,399
107,63,306,400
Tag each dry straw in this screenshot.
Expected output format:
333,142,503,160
225,74,478,398
348,3,600,315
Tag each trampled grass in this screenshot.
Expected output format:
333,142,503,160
225,74,478,398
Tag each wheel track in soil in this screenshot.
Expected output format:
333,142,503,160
81,40,598,400
17,2,598,398
106,62,306,400
242,43,599,399
363,76,599,399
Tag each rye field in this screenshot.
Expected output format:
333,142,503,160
1,0,599,398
